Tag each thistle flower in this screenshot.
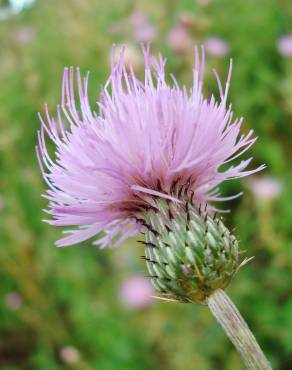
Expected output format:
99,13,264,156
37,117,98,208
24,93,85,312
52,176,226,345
119,276,153,308
205,37,230,58
13,26,35,44
0,195,4,210
4,292,22,310
37,45,263,248
129,11,157,43
277,34,292,57
60,346,80,364
246,176,282,201
37,45,271,369
167,23,193,54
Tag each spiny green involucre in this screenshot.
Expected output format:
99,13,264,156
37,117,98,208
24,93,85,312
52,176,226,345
139,199,240,304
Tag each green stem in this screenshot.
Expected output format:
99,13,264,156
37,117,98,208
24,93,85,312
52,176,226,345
207,289,272,370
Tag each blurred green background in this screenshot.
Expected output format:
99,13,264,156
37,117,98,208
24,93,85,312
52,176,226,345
0,0,292,369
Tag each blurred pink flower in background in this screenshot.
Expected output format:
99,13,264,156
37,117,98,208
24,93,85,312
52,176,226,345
277,34,292,57
176,12,193,29
246,176,282,201
60,346,80,364
119,276,154,308
13,26,35,44
167,24,193,54
0,195,4,210
198,0,211,6
129,11,156,43
205,37,229,57
4,292,22,310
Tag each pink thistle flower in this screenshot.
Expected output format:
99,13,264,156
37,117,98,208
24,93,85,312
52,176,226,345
37,45,264,247
119,276,153,308
60,346,80,364
198,0,211,6
4,292,22,310
246,176,282,201
0,195,5,210
167,24,193,54
277,34,292,57
129,11,157,43
205,37,230,58
13,26,35,44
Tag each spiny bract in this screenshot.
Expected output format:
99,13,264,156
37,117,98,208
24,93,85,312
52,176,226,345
140,198,240,304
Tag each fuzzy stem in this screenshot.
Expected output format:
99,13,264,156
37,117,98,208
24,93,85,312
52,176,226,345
207,289,272,370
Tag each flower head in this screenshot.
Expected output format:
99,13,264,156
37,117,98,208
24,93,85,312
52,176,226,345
60,346,80,364
13,26,35,44
129,11,157,43
246,176,282,201
205,37,229,58
277,34,292,57
119,276,153,308
4,292,22,310
167,24,193,54
37,45,263,248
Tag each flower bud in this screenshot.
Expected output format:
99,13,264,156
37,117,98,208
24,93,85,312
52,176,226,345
139,199,240,304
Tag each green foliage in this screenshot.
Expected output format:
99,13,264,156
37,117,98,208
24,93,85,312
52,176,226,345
0,0,291,369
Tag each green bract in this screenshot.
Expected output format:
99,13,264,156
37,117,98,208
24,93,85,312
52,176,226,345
139,199,240,304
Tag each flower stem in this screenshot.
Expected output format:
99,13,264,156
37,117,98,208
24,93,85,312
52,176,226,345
207,289,272,370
